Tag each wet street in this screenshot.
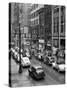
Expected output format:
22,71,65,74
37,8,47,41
11,56,65,87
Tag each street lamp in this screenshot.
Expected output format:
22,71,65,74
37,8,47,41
18,22,22,73
18,4,22,74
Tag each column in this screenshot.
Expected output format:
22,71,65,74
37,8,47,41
59,6,61,49
52,7,53,48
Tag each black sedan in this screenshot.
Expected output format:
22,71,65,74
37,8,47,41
28,65,45,80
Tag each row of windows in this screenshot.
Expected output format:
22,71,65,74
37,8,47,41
31,19,39,26
21,33,31,38
53,6,65,14
39,12,44,27
53,6,65,34
53,16,65,34
53,17,59,33
30,11,38,19
32,29,37,34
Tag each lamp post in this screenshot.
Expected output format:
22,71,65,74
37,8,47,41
18,4,22,73
18,22,22,73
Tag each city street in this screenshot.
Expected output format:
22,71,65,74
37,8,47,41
11,56,65,87
9,3,65,87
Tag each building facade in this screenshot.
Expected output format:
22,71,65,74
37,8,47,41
44,5,52,47
11,3,31,49
52,6,65,49
38,5,52,49
29,4,44,46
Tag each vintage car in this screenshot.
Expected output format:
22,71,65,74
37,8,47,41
52,60,65,73
43,55,55,66
28,65,45,80
36,53,44,61
56,59,65,72
58,63,65,72
21,56,31,67
25,51,31,59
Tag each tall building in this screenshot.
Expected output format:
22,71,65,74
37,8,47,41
11,3,31,48
19,3,31,49
52,6,65,49
38,5,52,49
29,4,44,46
44,5,52,45
38,5,65,50
11,3,19,46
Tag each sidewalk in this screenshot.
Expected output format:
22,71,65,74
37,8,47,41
11,58,19,74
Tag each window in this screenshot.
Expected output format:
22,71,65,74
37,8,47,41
53,17,59,34
61,6,65,15
31,21,34,26
61,23,65,33
54,8,59,14
34,19,38,25
61,7,65,33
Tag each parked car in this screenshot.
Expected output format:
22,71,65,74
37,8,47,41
52,60,65,73
21,56,31,67
14,51,18,59
57,63,65,72
11,48,16,58
15,47,19,53
52,61,58,70
28,65,45,80
43,55,55,66
47,57,55,66
15,47,23,54
56,60,65,72
25,51,31,59
37,53,44,61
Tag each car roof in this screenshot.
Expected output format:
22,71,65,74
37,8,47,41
31,65,42,69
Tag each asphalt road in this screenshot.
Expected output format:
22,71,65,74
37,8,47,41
11,56,65,87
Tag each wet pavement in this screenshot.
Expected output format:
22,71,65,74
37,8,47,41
11,56,65,87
